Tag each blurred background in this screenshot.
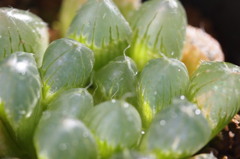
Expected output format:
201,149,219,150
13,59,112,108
0,0,240,66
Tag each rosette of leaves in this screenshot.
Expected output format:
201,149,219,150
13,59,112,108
34,113,97,159
40,38,94,103
94,56,138,104
0,8,49,67
137,57,189,128
0,52,42,158
84,100,142,158
188,62,240,137
67,0,132,69
140,98,211,159
128,0,187,69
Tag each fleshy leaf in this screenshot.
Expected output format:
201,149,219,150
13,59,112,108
84,100,142,158
68,0,132,69
41,38,94,101
128,0,187,69
188,62,240,137
0,52,42,158
34,113,97,159
94,56,138,104
140,98,211,159
0,8,49,67
47,88,93,120
137,57,189,128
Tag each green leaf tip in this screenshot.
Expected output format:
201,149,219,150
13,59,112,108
137,57,189,128
141,97,211,159
41,38,94,100
94,56,138,104
0,8,49,67
84,100,142,158
47,88,94,120
188,61,240,137
67,0,132,69
128,0,187,70
34,113,97,159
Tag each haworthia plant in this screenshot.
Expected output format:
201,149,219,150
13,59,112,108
137,57,189,128
188,62,240,137
140,98,211,159
34,113,97,159
128,0,187,69
67,0,132,69
94,56,138,104
47,88,94,120
41,38,94,102
0,8,49,67
84,100,142,158
0,52,42,158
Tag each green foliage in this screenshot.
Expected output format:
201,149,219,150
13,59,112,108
34,113,97,159
94,56,138,104
67,0,132,69
128,0,187,69
41,38,94,101
137,57,189,128
84,100,142,158
0,8,49,67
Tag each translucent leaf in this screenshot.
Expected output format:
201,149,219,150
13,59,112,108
84,100,142,158
128,0,187,69
94,56,138,104
0,8,49,67
47,88,93,120
41,38,94,100
67,0,132,69
34,113,97,159
188,62,240,137
137,57,189,127
0,52,42,157
141,98,211,159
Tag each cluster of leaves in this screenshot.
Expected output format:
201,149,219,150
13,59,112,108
0,0,240,159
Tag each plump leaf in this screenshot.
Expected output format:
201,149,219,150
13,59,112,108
137,57,189,127
0,52,42,158
68,0,132,69
0,8,49,67
128,0,187,69
34,113,97,159
84,100,142,158
141,98,211,159
41,38,94,101
47,88,93,120
94,56,138,104
188,62,240,137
